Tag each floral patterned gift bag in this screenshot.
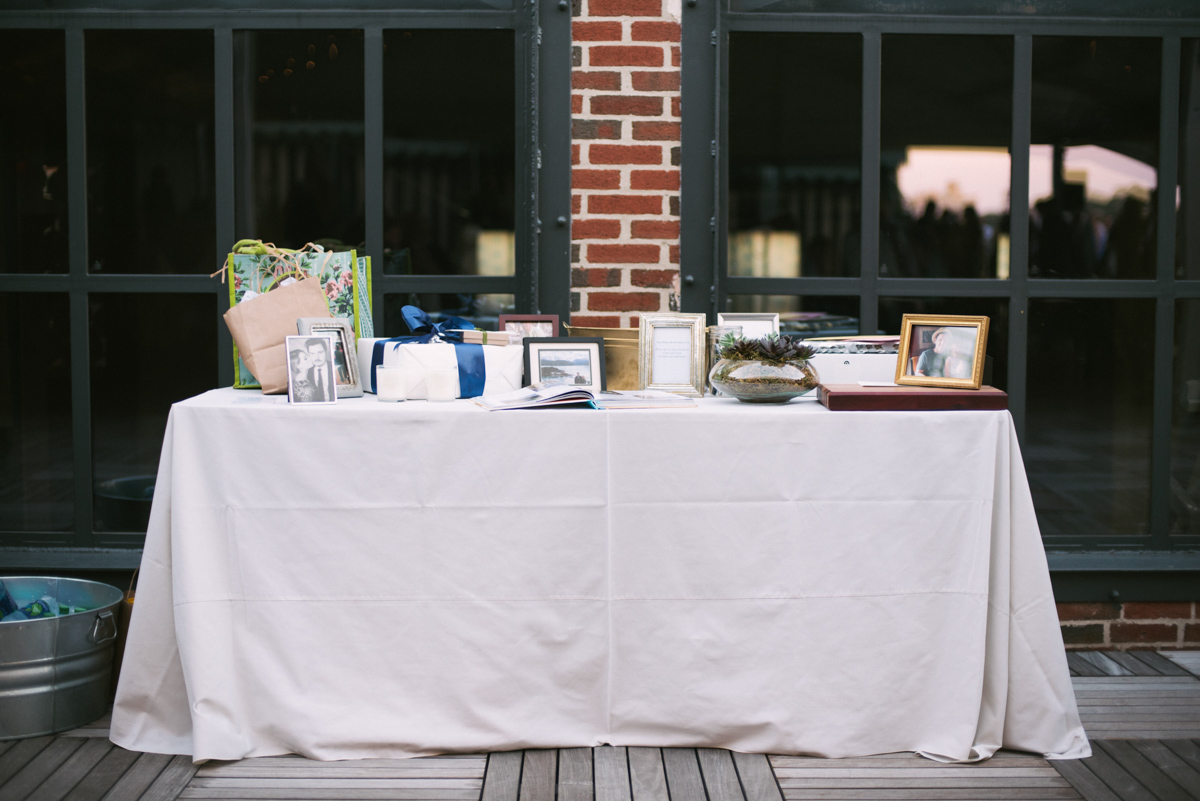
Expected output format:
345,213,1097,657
222,240,373,389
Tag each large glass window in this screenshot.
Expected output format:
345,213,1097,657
880,35,1013,279
1179,39,1200,280
1173,298,1200,538
0,30,68,274
86,30,216,274
728,33,862,280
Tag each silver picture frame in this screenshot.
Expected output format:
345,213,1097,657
716,312,780,341
637,313,706,398
297,317,363,398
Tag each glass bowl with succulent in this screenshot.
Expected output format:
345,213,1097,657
708,333,821,403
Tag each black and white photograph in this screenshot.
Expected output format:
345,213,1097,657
523,337,606,392
895,314,990,389
297,317,363,397
286,335,338,404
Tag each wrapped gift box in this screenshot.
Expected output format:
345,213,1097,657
358,338,523,399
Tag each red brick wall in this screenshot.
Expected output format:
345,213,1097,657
571,0,681,328
1059,602,1200,650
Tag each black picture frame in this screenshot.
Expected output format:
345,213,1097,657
522,337,607,391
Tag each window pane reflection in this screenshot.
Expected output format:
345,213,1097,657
1026,298,1154,539
1030,37,1160,279
235,30,364,249
880,35,1013,279
86,30,215,274
383,293,515,335
1179,40,1200,279
90,294,217,532
1,31,68,274
728,33,861,279
1173,299,1200,538
0,294,72,532
383,30,515,277
879,298,1008,390
724,295,860,337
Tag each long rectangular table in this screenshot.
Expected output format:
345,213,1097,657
111,389,1089,763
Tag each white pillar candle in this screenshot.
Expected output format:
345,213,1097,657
426,368,458,402
375,367,407,402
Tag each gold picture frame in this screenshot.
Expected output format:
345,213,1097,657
638,313,706,397
895,314,990,390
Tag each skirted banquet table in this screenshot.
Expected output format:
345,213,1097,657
111,388,1090,764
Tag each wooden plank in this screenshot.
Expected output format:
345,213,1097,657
0,742,14,759
179,789,481,800
629,749,669,801
198,757,488,772
1068,746,1157,801
781,789,1082,800
1124,652,1195,677
188,777,484,789
1126,741,1200,800
519,751,557,801
139,754,199,801
1077,698,1200,708
1101,652,1163,677
775,778,1071,789
0,736,54,788
772,769,1062,779
1161,740,1200,773
769,758,1053,769
560,748,594,801
24,738,113,801
63,714,113,738
697,749,742,801
1094,740,1195,801
1075,653,1135,677
0,736,85,801
481,751,523,801
1067,654,1108,677
594,747,632,801
731,753,782,801
196,765,487,778
62,746,142,801
1161,652,1200,676
661,749,706,801
1072,677,1200,686
98,752,173,801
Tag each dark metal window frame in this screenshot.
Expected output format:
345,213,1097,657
680,3,1200,574
0,3,572,570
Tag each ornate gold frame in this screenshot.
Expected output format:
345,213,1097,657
895,314,990,390
638,313,706,397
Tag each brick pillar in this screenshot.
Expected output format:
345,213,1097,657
1057,601,1200,650
571,0,682,328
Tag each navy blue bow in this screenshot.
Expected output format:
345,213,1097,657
369,306,486,397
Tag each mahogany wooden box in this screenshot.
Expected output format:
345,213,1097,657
818,384,1009,411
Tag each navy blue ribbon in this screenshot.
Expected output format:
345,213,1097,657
369,306,486,398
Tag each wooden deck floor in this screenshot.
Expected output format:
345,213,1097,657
1,651,1196,801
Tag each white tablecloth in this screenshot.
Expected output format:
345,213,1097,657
111,389,1089,763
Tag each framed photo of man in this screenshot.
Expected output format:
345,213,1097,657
895,314,990,390
286,335,339,404
297,317,363,398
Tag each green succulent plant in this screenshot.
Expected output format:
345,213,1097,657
717,332,815,365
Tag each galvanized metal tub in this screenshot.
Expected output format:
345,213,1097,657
0,577,122,740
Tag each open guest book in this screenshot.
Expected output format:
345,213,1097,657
475,385,696,410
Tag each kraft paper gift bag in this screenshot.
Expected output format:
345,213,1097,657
223,276,332,394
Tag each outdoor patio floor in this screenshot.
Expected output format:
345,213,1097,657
1,651,1197,801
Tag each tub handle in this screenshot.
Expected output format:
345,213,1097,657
90,611,118,644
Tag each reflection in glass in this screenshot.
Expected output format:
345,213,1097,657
1026,298,1154,539
383,293,515,336
728,33,861,279
86,31,215,274
724,295,860,337
1030,37,1160,279
235,30,364,249
0,294,72,532
880,35,1013,279
1172,299,1200,537
0,31,68,274
1179,40,1200,279
90,294,217,532
382,31,515,277
879,298,1008,390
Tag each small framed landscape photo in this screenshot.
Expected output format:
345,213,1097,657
895,314,990,390
524,337,606,392
297,317,362,398
286,335,339,404
499,314,560,342
716,312,780,341
638,313,706,398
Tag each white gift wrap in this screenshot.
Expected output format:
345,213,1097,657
357,338,523,398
